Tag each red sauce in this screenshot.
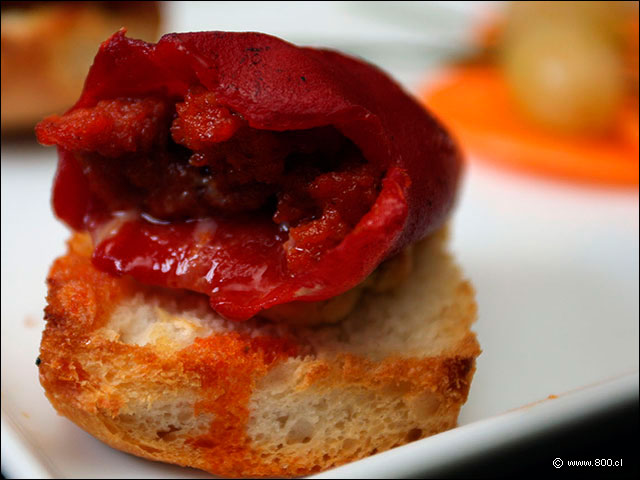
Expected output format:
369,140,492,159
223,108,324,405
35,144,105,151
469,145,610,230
36,97,170,157
171,87,244,149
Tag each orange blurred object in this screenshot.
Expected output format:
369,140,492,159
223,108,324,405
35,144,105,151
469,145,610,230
422,66,639,186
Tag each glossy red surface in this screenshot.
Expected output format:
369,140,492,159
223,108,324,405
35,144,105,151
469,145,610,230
36,30,461,320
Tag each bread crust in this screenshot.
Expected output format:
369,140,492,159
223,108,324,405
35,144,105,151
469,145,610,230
39,229,480,477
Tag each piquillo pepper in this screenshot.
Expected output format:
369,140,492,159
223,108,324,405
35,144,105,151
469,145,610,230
36,30,461,320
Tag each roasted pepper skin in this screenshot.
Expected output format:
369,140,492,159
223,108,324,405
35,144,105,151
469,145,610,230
45,31,461,320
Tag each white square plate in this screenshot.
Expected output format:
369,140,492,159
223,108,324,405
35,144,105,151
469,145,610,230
2,2,638,477
2,141,638,478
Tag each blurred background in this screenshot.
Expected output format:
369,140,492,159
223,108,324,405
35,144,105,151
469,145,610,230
2,1,638,183
1,1,638,478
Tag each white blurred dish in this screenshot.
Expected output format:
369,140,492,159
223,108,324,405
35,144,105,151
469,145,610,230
2,140,637,478
1,2,638,477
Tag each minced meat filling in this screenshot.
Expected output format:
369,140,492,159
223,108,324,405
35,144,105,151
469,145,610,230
36,87,383,270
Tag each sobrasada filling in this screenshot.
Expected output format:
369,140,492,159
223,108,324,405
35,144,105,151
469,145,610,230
36,30,460,321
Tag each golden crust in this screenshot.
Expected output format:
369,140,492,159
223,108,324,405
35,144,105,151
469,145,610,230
39,232,480,477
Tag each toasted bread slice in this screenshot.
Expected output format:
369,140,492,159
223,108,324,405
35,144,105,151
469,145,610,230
39,227,480,477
